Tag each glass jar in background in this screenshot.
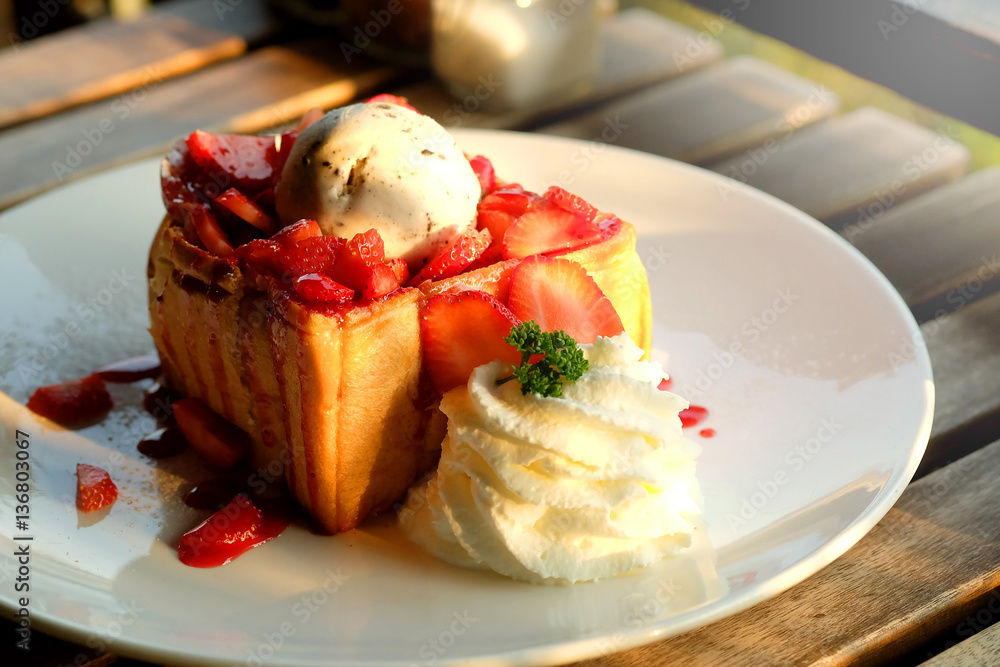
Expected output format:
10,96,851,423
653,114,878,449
432,0,603,114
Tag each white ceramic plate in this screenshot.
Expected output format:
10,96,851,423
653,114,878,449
0,130,933,666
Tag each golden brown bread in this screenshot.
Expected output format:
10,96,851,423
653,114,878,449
148,213,652,533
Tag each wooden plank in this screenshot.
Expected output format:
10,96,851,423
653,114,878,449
924,618,1000,666
0,42,400,211
571,437,1000,666
843,167,1000,321
394,7,723,131
540,55,840,165
0,0,280,129
917,291,1000,477
708,107,970,223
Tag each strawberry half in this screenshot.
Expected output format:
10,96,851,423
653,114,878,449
172,398,248,469
186,130,276,191
177,494,289,568
507,256,624,344
468,155,496,195
76,463,118,513
502,208,602,260
214,188,277,235
27,374,113,428
365,94,419,113
421,290,522,392
411,228,492,285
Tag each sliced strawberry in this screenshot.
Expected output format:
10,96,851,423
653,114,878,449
293,273,354,303
187,130,277,191
411,228,492,285
264,131,298,177
172,398,247,469
421,290,522,392
365,94,419,113
76,463,118,513
479,185,545,217
386,257,410,285
214,188,277,235
502,208,602,260
468,155,496,196
27,374,113,428
296,107,325,132
188,205,234,258
474,208,516,266
546,186,598,223
178,494,289,567
507,256,624,343
274,218,322,243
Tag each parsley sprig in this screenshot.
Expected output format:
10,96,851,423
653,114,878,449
497,321,588,398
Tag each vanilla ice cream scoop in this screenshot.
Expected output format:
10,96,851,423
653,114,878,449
275,103,481,268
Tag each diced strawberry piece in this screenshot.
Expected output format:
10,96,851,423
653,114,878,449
214,188,277,235
421,290,522,392
546,186,598,223
296,107,325,132
365,94,419,113
187,130,277,191
328,229,400,299
177,494,275,568
507,256,624,343
387,257,410,285
288,235,344,276
293,273,354,303
172,398,247,469
412,228,492,284
478,186,544,217
27,374,113,428
468,155,496,195
76,463,118,513
274,218,322,243
189,205,234,258
502,208,602,259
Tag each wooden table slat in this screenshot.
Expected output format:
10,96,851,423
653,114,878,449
573,436,1000,666
923,612,1000,666
708,106,970,223
393,7,723,131
0,41,400,211
0,0,281,130
843,167,1000,322
540,55,840,165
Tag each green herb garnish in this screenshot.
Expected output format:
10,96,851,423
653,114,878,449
498,321,588,398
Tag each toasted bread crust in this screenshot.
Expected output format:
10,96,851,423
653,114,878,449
148,214,651,532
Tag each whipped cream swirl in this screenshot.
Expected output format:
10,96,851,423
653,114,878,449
400,334,702,585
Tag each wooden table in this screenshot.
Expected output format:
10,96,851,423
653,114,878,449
2,1,999,665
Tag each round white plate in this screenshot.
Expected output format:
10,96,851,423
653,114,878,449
0,130,933,666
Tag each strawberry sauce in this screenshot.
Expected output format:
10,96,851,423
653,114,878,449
137,428,188,459
178,494,291,568
679,405,709,429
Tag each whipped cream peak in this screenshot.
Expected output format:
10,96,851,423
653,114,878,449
401,333,703,585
